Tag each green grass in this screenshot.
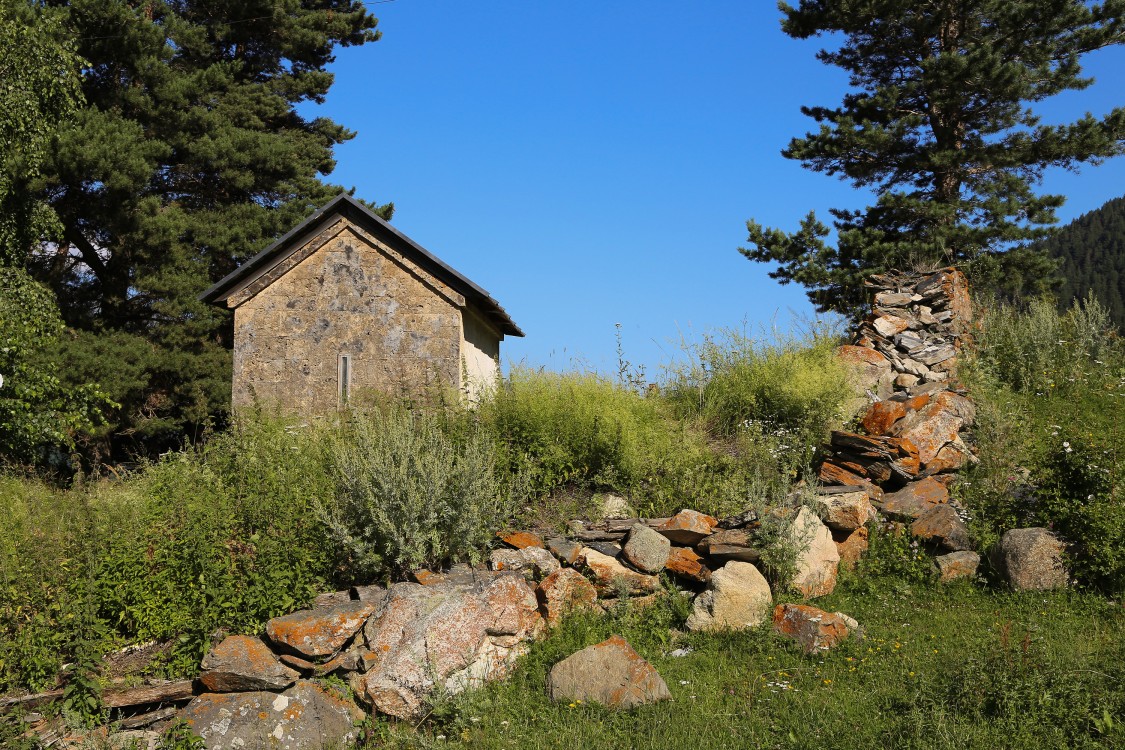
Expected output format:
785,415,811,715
376,576,1125,750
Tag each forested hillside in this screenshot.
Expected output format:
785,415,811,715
1037,195,1125,329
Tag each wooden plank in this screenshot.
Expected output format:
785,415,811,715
103,681,195,708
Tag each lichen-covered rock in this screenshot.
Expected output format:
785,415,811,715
785,507,840,598
877,477,949,520
834,526,869,571
772,604,854,654
994,528,1068,591
654,509,718,545
489,546,560,579
664,547,711,583
890,391,975,467
497,530,544,550
685,561,772,632
910,504,971,551
578,547,661,597
621,523,672,574
814,490,875,531
265,600,377,659
547,635,671,709
546,537,583,565
935,550,980,582
180,680,363,750
352,579,544,719
536,568,599,627
199,635,299,692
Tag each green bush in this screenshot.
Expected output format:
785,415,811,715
481,368,675,495
1032,433,1124,594
319,407,519,577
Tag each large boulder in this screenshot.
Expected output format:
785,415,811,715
785,507,840,598
547,635,671,709
199,635,299,692
351,578,544,719
685,561,772,632
994,528,1068,591
180,680,363,750
621,523,672,574
265,600,377,659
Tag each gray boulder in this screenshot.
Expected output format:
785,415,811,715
547,635,671,709
180,680,363,750
994,528,1068,591
621,523,672,574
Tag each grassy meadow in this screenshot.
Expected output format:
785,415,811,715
1,300,1123,748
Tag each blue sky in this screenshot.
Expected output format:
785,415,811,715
304,1,1125,378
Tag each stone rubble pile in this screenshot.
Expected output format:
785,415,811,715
825,268,982,580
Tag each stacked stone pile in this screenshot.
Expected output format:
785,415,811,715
826,268,983,579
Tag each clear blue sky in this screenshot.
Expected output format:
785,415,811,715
302,1,1125,378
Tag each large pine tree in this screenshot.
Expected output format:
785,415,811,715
742,0,1125,316
24,0,390,455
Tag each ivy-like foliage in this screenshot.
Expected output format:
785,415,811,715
0,269,113,464
0,2,85,264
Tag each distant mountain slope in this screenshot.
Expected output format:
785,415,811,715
1035,195,1125,330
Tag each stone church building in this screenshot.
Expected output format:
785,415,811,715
200,194,523,413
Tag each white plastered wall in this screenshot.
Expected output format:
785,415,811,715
460,308,502,403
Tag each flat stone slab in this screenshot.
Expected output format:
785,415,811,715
180,680,363,750
199,635,299,692
654,509,718,545
265,600,377,659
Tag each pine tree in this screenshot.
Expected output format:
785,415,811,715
24,0,391,455
1036,194,1125,328
742,1,1125,316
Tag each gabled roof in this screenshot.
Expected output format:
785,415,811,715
199,193,524,337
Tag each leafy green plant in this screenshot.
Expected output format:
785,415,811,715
157,719,206,750
0,268,114,464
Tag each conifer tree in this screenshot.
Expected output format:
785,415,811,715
23,0,391,454
742,0,1125,316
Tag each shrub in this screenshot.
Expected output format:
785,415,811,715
318,407,519,577
1032,433,1124,593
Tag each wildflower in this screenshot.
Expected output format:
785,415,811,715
823,679,831,685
